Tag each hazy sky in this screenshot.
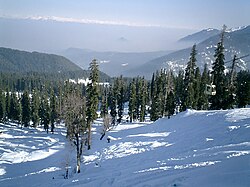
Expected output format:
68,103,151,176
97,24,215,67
0,0,249,52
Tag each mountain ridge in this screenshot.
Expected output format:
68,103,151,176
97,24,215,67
0,47,82,73
126,25,250,79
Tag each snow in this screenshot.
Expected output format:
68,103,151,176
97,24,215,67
0,108,250,186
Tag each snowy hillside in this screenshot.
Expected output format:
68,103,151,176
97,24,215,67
1,108,250,187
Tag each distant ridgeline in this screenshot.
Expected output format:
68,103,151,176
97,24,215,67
0,47,111,91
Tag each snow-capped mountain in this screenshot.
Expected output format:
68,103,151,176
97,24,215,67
127,26,250,79
178,28,220,43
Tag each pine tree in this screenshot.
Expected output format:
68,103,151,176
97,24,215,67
193,67,201,109
100,88,108,118
150,71,159,121
139,77,147,122
135,77,142,120
86,59,99,150
39,94,50,133
165,91,175,118
0,90,6,122
128,79,136,122
117,77,124,124
50,89,57,133
109,86,117,125
198,63,209,110
183,44,197,110
31,89,40,127
164,72,176,118
21,91,31,127
236,70,250,108
5,90,10,120
211,25,227,109
175,70,185,112
11,92,21,123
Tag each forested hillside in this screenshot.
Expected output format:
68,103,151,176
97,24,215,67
0,47,82,73
0,47,111,91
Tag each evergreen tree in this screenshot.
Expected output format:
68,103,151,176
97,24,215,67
21,90,31,127
150,71,159,121
198,63,209,110
236,70,250,107
5,90,10,120
50,89,57,133
128,79,136,122
193,67,201,109
164,72,176,118
175,70,185,112
100,88,108,118
165,91,175,118
109,86,117,125
183,44,197,110
86,59,99,150
31,89,40,127
0,90,6,122
135,77,142,120
9,92,21,123
39,95,50,133
16,98,22,125
211,25,228,109
157,70,165,117
117,77,125,123
139,77,147,122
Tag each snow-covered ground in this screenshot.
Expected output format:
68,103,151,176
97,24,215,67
0,108,250,187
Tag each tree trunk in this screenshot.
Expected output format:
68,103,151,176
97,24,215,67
87,121,91,150
76,154,81,173
75,133,81,173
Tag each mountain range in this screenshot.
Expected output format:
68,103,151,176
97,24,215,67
1,26,249,80
127,25,250,79
178,28,220,43
59,48,172,77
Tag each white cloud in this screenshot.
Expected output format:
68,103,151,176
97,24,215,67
0,14,164,28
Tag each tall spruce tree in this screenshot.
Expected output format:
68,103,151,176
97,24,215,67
109,86,117,125
86,59,99,150
10,92,21,123
211,25,227,109
164,72,176,118
236,70,250,107
139,77,147,122
0,90,6,122
117,76,125,123
5,90,10,120
128,79,136,122
198,63,209,110
31,89,40,127
193,67,201,109
175,70,185,112
150,71,160,121
50,89,57,133
183,44,197,110
21,90,31,127
39,94,50,133
165,91,175,118
100,88,108,118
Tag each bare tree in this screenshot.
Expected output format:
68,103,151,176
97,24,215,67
100,115,111,140
62,90,86,173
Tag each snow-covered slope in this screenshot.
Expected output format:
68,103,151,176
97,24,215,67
1,108,250,187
